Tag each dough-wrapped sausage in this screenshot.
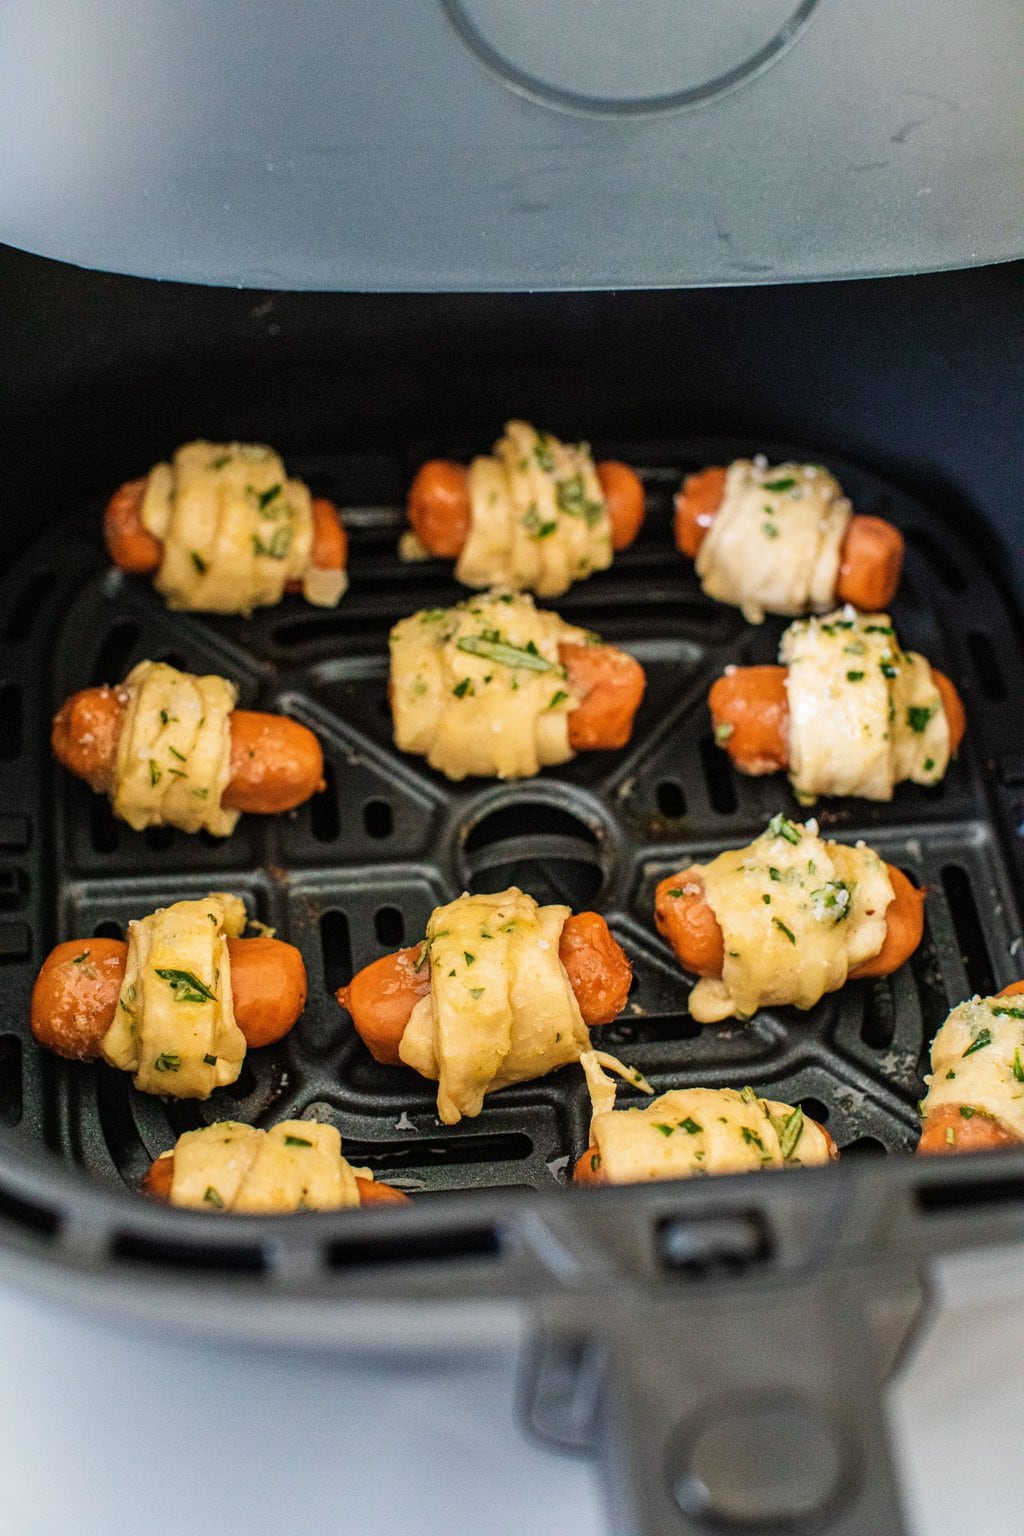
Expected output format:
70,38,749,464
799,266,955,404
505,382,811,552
654,815,924,1022
405,422,644,597
710,610,965,802
674,459,904,621
142,1121,408,1211
336,891,633,1123
389,591,645,780
918,983,1024,1155
31,896,305,1098
52,661,324,831
573,1054,838,1184
104,441,348,612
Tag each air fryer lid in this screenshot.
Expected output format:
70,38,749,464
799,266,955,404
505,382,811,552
0,0,1021,289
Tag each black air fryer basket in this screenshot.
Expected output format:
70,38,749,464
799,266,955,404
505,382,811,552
0,251,1023,1534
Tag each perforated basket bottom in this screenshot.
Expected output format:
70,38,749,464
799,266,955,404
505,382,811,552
1,438,1022,1199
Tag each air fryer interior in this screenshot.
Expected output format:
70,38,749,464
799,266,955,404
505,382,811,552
3,254,1024,1536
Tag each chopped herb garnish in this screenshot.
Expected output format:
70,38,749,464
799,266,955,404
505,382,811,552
763,894,771,904
154,1052,181,1073
149,760,161,786
907,704,937,733
203,1053,218,1066
740,1087,759,1106
548,689,569,709
960,1106,976,1119
773,917,796,945
284,1134,313,1147
192,787,207,798
778,1105,804,1158
864,623,893,635
252,526,292,560
924,757,935,772
762,522,779,539
452,678,474,698
991,1005,1024,1019
203,1186,225,1208
679,1117,702,1135
1014,1050,1024,1084
190,550,208,574
533,434,555,472
168,746,186,762
256,483,282,510
413,940,429,972
963,1028,993,1057
763,476,797,493
556,474,604,527
766,814,801,845
945,1069,956,1079
846,670,865,683
590,1152,600,1171
741,1126,766,1151
209,454,231,470
880,661,898,679
456,635,561,673
155,968,217,1004
653,1123,674,1137
468,987,485,999
71,950,90,965
769,867,781,882
714,722,734,744
463,951,475,966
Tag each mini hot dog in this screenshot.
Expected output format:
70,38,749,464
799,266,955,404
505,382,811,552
675,459,904,621
654,815,925,1022
389,590,645,780
31,896,305,1098
572,1052,838,1184
142,1121,409,1212
52,660,324,832
918,982,1024,1155
336,889,633,1124
405,421,645,597
710,610,966,802
105,440,348,613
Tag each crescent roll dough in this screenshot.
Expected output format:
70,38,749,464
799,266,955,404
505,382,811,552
398,888,591,1124
454,421,614,598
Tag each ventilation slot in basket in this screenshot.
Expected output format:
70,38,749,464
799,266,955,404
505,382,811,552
941,864,995,999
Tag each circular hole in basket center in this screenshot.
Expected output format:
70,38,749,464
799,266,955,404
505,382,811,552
461,799,605,908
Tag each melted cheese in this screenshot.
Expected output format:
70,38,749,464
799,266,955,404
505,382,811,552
695,459,851,623
687,817,894,1022
112,660,239,836
140,440,346,612
922,996,1024,1141
581,1053,832,1182
781,608,951,802
454,421,614,598
167,1120,361,1212
101,895,247,1098
398,888,590,1124
389,590,587,781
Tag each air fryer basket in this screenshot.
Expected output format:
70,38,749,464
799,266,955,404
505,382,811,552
2,427,1024,1532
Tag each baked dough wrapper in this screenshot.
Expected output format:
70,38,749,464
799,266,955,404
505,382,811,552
581,1052,833,1182
455,421,614,598
159,1121,362,1212
685,817,895,1024
112,660,239,836
140,439,347,613
398,888,591,1124
921,995,1024,1142
780,607,951,803
389,589,589,781
695,459,851,624
102,894,248,1099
